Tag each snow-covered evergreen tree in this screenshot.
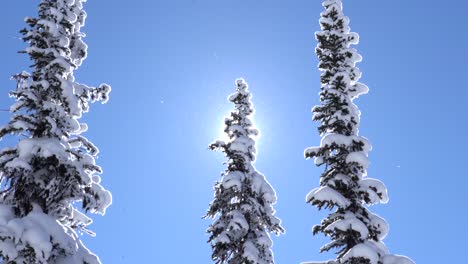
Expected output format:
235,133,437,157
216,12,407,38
205,79,284,264
0,0,111,262
304,1,414,264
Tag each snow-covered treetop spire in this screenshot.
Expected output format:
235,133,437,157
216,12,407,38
220,78,258,163
0,0,111,262
304,1,414,264
205,79,284,264
313,0,369,136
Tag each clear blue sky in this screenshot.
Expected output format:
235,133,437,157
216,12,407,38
1,0,467,263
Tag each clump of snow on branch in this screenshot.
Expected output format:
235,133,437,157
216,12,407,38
304,0,414,264
0,0,111,262
0,204,100,264
205,79,284,264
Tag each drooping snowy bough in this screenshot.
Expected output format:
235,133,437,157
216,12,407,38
0,0,111,263
205,79,284,264
304,1,414,264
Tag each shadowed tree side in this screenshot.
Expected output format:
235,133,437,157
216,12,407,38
205,79,284,264
0,0,111,262
303,1,414,264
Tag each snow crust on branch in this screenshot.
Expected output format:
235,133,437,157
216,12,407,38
205,79,284,264
304,0,414,264
0,0,111,262
307,186,350,209
302,261,337,264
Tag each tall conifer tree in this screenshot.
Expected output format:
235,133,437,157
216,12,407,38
304,1,414,263
205,79,284,264
0,0,111,262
